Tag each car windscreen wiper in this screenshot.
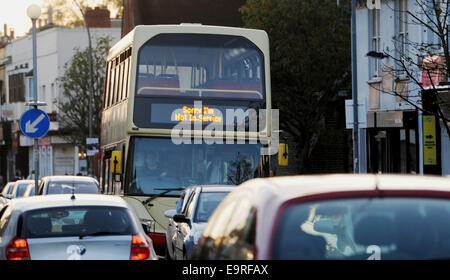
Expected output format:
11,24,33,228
142,187,185,206
79,231,124,239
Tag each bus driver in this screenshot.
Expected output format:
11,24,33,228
143,151,167,177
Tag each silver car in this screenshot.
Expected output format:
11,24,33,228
165,186,234,260
0,194,157,260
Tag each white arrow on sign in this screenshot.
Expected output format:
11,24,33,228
25,113,45,133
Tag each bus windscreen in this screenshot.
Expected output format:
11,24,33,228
126,137,264,196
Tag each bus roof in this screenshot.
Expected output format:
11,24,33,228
107,24,269,61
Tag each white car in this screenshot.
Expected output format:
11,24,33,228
165,186,234,260
38,176,99,195
0,194,157,260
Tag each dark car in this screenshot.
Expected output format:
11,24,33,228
191,174,450,260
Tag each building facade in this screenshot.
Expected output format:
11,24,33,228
0,20,120,181
347,0,450,175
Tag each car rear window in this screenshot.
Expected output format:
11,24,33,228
272,197,450,260
16,183,30,197
47,181,98,194
20,206,137,238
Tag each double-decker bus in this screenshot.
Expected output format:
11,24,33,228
100,24,277,255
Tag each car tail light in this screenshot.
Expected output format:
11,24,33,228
130,234,150,260
6,237,30,260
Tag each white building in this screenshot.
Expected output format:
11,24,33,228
1,25,120,179
347,0,449,175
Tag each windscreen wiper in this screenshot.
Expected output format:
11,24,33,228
142,187,185,206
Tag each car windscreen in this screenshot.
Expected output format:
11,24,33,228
194,192,229,223
272,197,450,260
47,181,98,194
20,206,137,238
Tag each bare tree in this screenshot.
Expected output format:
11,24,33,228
372,0,450,138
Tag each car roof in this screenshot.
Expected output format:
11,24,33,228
4,194,129,213
234,174,450,259
41,175,98,182
14,180,34,184
240,174,450,204
199,185,235,193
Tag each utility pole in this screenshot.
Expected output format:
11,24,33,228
74,0,94,176
27,4,42,195
351,0,359,173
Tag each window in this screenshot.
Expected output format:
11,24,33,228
104,61,111,108
127,137,262,195
122,58,129,100
370,8,381,78
109,63,116,107
0,206,12,236
46,181,98,194
273,197,450,260
397,0,408,61
426,1,442,51
8,73,25,103
185,190,198,218
117,63,123,103
194,191,229,223
25,77,34,102
136,34,264,100
21,206,136,238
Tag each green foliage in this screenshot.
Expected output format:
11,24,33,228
240,0,351,172
57,35,113,147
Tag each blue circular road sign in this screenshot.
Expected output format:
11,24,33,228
20,108,50,139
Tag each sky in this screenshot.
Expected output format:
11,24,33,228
0,0,110,38
0,0,44,37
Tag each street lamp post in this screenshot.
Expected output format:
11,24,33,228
27,4,42,195
351,0,359,173
74,0,94,176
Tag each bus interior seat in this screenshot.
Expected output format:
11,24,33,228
203,79,262,99
137,73,180,95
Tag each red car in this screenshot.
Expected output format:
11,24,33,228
191,174,450,260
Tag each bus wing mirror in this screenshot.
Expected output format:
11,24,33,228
278,143,288,166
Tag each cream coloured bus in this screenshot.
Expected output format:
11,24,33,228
100,24,276,255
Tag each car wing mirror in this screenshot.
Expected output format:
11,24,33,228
141,220,153,235
173,214,190,224
165,209,177,219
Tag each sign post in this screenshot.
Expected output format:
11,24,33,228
423,115,437,165
26,3,43,195
20,108,49,195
